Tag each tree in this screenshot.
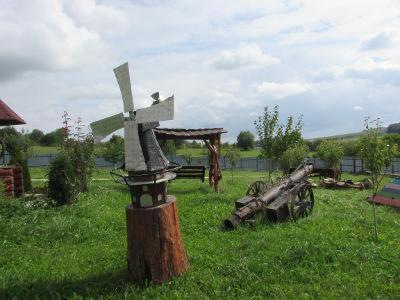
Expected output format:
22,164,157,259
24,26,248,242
254,105,303,181
358,118,398,241
280,144,309,174
40,128,64,146
28,129,44,144
387,122,400,134
224,146,240,183
236,131,255,150
382,134,400,156
341,140,359,156
316,140,344,169
101,135,125,168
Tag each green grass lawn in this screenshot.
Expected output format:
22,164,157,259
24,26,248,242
1,170,399,298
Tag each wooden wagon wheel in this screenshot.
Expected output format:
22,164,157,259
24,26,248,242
288,186,314,220
246,180,267,196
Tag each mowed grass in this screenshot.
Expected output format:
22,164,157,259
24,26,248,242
1,169,399,299
32,146,60,155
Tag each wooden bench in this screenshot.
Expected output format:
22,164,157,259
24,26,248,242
174,166,206,182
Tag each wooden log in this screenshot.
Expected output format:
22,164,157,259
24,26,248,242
126,195,189,283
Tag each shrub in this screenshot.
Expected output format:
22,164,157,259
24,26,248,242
47,153,75,205
64,116,96,193
280,144,309,174
316,140,344,169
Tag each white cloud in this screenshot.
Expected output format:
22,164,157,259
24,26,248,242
2,0,400,140
256,82,311,99
0,0,116,81
360,32,394,51
353,105,364,111
212,45,280,70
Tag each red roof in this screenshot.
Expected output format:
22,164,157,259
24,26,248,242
0,99,26,126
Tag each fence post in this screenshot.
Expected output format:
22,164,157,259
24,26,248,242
256,157,258,171
240,157,243,169
392,163,395,175
353,158,356,174
361,159,364,173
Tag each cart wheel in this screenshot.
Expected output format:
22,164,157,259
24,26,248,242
246,181,267,196
288,186,314,220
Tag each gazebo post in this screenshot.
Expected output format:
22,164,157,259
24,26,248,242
208,136,215,189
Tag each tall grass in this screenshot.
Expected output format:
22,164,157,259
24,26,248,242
0,170,399,298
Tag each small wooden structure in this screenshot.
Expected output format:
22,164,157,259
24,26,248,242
154,128,226,192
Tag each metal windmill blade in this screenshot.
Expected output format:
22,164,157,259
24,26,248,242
113,62,134,113
90,113,124,142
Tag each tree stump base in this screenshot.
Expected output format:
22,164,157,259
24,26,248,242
126,195,189,283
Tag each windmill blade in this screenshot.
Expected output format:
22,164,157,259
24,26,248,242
90,113,124,142
114,62,134,112
135,95,174,124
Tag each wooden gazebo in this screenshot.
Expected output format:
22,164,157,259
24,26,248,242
154,128,226,192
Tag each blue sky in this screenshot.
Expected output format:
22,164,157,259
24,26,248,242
0,0,399,141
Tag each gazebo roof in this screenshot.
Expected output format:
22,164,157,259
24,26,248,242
0,99,26,126
154,128,226,140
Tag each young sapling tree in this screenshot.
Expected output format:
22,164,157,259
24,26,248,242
358,117,398,241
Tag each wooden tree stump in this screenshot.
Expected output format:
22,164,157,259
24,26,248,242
126,195,189,283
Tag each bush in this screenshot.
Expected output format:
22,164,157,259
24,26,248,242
69,135,95,192
280,144,309,174
316,140,344,169
47,153,75,205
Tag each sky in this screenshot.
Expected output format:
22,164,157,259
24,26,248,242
1,0,400,141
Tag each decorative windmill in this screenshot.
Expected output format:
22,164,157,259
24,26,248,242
90,62,178,208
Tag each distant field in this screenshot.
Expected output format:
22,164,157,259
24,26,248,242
177,147,261,157
32,146,262,158
32,146,60,155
